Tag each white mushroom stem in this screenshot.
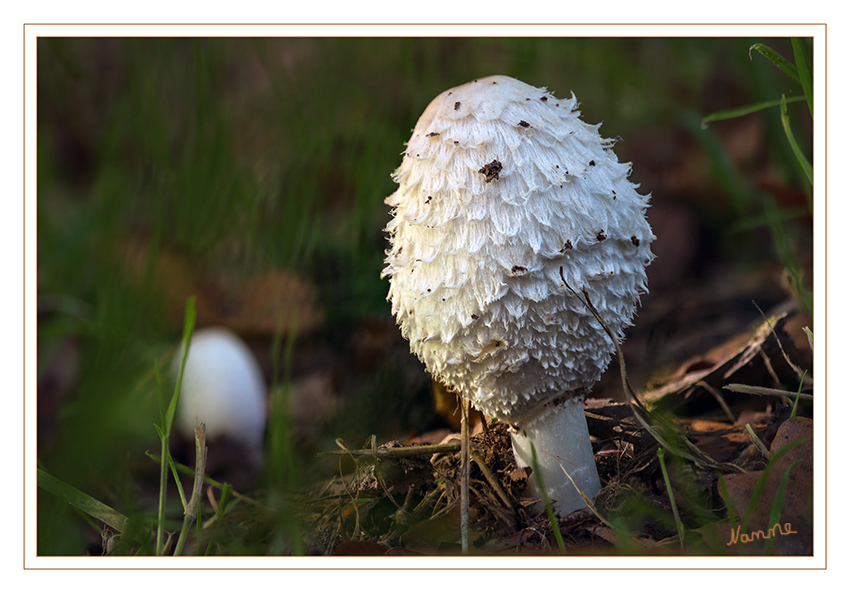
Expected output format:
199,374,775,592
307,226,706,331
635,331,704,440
510,399,601,515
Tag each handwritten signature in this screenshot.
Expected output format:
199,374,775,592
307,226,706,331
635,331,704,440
727,522,797,546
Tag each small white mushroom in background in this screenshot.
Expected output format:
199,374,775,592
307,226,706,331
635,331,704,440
382,75,654,518
175,327,267,470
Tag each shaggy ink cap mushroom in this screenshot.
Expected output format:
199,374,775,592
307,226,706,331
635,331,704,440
175,327,267,467
382,75,654,515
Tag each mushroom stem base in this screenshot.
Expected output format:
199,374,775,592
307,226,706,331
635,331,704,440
510,399,601,517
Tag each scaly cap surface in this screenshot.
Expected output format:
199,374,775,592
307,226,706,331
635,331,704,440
383,75,654,424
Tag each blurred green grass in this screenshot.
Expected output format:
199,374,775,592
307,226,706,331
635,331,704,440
35,37,813,555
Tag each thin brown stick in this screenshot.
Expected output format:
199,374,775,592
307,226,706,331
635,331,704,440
751,300,808,384
724,383,813,399
174,423,207,556
697,380,736,423
470,449,513,512
323,440,461,458
460,396,471,554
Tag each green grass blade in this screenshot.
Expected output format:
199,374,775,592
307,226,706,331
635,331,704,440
780,95,813,186
687,112,748,216
156,421,169,554
657,448,686,551
790,371,808,418
155,360,166,428
156,297,196,555
217,483,233,522
701,96,806,127
791,38,813,117
749,43,799,82
167,450,188,510
154,364,168,555
742,436,811,531
716,474,738,525
764,459,802,554
166,297,197,435
530,442,567,553
726,205,810,234
768,460,801,529
38,468,130,533
717,473,745,554
761,191,813,316
147,450,252,498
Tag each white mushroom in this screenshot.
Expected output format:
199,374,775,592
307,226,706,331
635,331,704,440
382,75,654,516
175,327,267,467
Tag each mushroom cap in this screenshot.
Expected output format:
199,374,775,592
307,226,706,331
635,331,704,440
175,327,267,450
382,75,654,424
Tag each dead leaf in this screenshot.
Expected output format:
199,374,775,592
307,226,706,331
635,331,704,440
721,416,813,555
642,313,806,417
